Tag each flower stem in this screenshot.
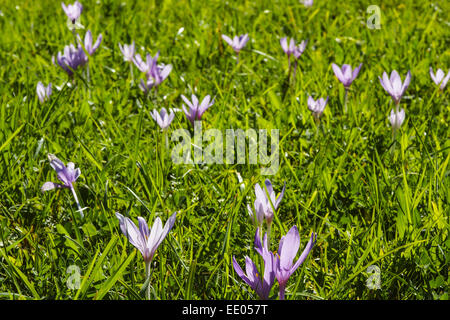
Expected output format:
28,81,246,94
279,283,286,300
266,221,272,250
344,88,348,114
145,261,152,300
293,60,299,83
129,62,134,85
70,186,83,218
86,61,91,99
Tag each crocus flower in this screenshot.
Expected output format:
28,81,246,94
41,153,83,216
119,41,136,62
222,34,249,54
139,66,173,94
56,43,87,76
137,52,172,93
331,63,362,89
378,70,411,105
430,67,450,90
301,0,313,7
62,1,82,23
281,37,306,72
133,52,159,74
36,81,52,103
150,107,175,130
116,211,176,264
247,179,286,227
307,96,328,120
389,108,405,132
280,37,296,57
181,94,215,125
274,226,317,300
82,30,102,56
293,40,308,60
232,229,275,300
148,60,173,89
116,211,176,300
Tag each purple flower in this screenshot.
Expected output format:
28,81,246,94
247,179,285,226
181,94,214,125
62,1,83,23
56,44,87,76
133,52,159,74
222,34,249,54
274,226,317,300
136,51,172,93
280,37,296,57
430,67,450,90
301,0,313,7
82,30,102,56
331,63,362,89
232,229,275,300
150,108,175,130
389,108,405,131
119,41,136,62
41,154,81,191
36,81,52,103
116,212,176,264
148,60,172,89
307,96,328,119
378,70,411,105
41,154,83,216
293,40,308,60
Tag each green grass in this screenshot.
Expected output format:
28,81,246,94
0,0,448,300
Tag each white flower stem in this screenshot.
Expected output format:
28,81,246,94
164,129,169,151
129,62,134,85
344,88,349,114
266,221,272,250
70,186,83,218
145,261,152,300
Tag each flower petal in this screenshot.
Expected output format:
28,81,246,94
278,226,300,271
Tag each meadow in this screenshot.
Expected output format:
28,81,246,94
0,0,448,300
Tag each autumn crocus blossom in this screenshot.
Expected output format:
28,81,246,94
135,51,172,93
307,96,328,120
389,108,405,133
62,1,82,23
232,230,275,300
222,34,249,54
150,108,175,130
247,179,285,227
274,226,317,300
119,41,136,62
41,154,83,216
293,40,308,60
181,94,215,125
116,212,176,264
116,212,176,299
133,52,158,74
36,81,52,103
379,70,411,105
81,30,102,56
56,44,87,76
280,37,296,57
429,67,450,90
331,63,362,89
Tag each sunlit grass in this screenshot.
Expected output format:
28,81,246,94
0,0,448,300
